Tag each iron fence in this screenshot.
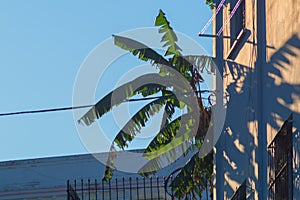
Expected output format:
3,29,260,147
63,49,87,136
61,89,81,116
67,177,171,200
67,176,211,200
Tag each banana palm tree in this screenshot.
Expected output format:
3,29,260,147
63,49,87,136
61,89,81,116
79,10,215,199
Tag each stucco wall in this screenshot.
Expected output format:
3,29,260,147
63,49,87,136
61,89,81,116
214,0,300,199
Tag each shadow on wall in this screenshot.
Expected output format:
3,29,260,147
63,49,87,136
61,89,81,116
216,34,300,199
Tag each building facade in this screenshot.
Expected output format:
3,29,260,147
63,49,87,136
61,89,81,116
212,0,300,199
0,150,188,200
2,1,300,199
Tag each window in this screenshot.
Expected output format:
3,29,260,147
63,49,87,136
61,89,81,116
268,114,293,200
230,0,246,46
230,180,246,200
226,0,249,60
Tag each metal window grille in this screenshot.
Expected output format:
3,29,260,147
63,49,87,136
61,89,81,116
268,114,293,200
230,0,246,46
230,180,246,200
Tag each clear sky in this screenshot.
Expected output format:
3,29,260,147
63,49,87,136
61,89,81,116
0,0,212,161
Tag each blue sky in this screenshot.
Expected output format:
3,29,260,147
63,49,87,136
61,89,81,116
0,1,212,161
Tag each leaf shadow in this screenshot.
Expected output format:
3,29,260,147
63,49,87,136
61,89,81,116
216,33,300,199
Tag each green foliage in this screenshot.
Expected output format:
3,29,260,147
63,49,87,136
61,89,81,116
138,112,196,173
114,35,170,67
184,55,216,75
78,74,167,125
205,0,215,10
155,9,182,57
171,151,213,198
80,9,215,198
112,96,173,150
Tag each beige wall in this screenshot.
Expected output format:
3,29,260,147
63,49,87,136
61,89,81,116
265,0,300,143
215,0,300,199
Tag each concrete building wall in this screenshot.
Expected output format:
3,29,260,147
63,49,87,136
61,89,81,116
264,0,300,148
264,1,300,199
214,0,300,199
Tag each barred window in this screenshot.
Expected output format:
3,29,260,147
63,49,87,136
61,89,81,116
230,0,246,46
268,114,293,200
230,180,246,200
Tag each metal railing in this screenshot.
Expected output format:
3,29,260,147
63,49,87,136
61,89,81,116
67,177,171,200
268,114,293,200
67,176,211,200
230,180,246,200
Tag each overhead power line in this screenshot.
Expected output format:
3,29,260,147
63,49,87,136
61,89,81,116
0,105,94,117
217,0,243,36
0,97,163,117
0,90,215,117
0,98,161,117
198,0,226,35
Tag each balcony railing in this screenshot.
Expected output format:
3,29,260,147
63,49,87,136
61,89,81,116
268,114,293,200
230,180,246,200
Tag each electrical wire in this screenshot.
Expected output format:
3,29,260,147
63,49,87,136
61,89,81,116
217,0,244,36
0,105,94,117
198,0,226,35
0,90,215,117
